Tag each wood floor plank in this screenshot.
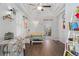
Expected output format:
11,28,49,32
25,39,65,56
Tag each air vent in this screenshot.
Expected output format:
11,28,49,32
43,19,53,21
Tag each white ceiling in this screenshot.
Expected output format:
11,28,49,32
0,3,65,20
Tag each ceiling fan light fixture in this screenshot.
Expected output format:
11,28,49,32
37,6,43,10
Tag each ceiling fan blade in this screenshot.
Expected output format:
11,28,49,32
42,5,51,7
28,4,35,6
32,7,37,10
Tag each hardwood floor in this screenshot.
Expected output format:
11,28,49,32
25,39,65,56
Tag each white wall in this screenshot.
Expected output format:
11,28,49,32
0,3,66,43
51,17,59,40
0,17,16,40
0,4,56,41
0,4,26,40
57,12,67,44
28,20,45,33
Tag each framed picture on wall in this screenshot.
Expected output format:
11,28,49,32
62,8,65,29
63,20,65,29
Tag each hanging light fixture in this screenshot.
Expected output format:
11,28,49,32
37,3,43,11
37,6,43,10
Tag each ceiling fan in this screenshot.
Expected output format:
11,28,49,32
3,6,16,22
7,6,16,15
27,3,51,11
